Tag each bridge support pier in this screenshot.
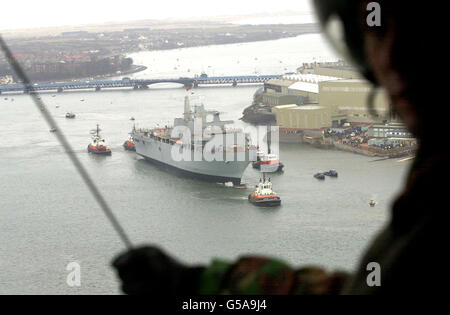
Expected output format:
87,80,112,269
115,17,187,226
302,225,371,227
193,82,199,88
232,80,237,87
57,87,63,93
95,86,101,92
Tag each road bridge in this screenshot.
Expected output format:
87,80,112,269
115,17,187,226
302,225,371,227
0,75,282,94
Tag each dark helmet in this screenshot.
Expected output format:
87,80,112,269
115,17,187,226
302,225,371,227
312,0,379,85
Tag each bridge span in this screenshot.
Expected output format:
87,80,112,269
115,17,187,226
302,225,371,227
0,75,282,94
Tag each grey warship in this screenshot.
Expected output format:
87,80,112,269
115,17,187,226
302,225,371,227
133,95,255,185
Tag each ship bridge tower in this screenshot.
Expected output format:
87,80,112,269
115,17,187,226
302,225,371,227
184,96,192,122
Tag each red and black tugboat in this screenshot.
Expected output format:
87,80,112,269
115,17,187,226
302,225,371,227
252,152,284,172
123,135,136,151
248,174,281,207
87,124,111,155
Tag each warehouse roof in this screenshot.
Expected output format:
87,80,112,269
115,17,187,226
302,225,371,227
274,104,325,111
266,79,295,87
293,105,324,110
289,81,320,94
283,73,340,83
286,74,341,94
274,104,298,110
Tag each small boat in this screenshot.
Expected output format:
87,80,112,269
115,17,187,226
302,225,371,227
130,117,135,121
323,170,338,177
65,112,76,119
80,99,85,102
369,200,376,207
87,124,111,155
248,175,281,207
252,151,284,172
50,128,57,133
314,173,325,180
123,133,136,152
55,105,60,108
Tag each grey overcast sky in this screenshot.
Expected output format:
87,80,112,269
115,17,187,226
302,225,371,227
0,0,314,31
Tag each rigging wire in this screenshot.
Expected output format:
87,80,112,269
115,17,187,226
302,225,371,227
0,35,133,250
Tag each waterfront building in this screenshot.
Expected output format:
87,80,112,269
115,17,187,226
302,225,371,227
273,104,331,130
263,78,302,106
319,79,392,126
314,65,362,80
265,65,393,132
285,73,339,102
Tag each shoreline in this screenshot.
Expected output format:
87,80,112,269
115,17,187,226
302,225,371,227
3,32,320,85
309,138,416,158
279,132,416,158
32,64,148,84
125,31,320,56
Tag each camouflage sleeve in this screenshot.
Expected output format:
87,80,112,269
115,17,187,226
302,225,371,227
197,257,349,295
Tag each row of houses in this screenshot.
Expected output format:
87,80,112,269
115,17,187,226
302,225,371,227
0,75,14,85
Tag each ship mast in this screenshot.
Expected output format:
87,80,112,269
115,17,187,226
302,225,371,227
184,95,192,121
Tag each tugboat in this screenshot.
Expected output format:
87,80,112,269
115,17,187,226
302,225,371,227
323,170,338,177
314,173,325,180
87,124,111,155
248,174,281,207
252,151,284,172
65,112,76,119
123,128,136,152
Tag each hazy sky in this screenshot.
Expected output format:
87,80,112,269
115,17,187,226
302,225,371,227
0,0,314,31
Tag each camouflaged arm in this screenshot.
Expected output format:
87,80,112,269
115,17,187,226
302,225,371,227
197,257,349,295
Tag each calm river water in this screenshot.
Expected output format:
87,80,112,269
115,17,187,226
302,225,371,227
0,34,411,294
